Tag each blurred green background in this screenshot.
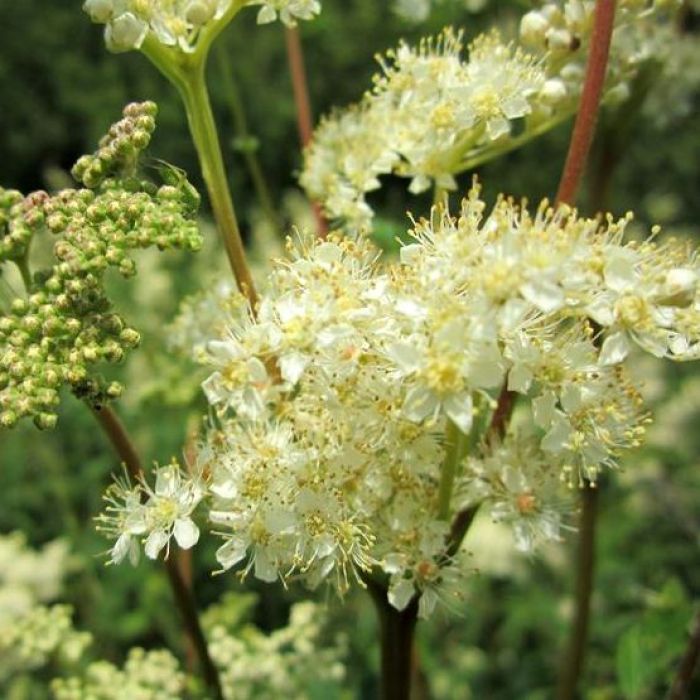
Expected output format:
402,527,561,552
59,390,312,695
1,1,700,698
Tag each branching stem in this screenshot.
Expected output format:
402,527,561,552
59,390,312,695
556,0,617,206
90,404,224,700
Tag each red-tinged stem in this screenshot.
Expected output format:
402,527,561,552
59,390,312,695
666,607,700,700
90,405,224,700
554,5,617,698
284,25,329,238
556,0,617,206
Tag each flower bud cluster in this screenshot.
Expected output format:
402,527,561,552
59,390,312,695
177,182,699,615
83,0,321,53
208,601,346,698
0,103,203,430
0,188,36,263
520,0,682,113
0,534,90,684
0,605,91,683
52,648,186,700
302,2,683,230
72,101,158,188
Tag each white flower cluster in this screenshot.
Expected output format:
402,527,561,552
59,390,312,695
0,534,89,685
301,28,545,229
209,601,346,699
83,0,320,53
183,184,699,615
52,648,186,700
97,460,205,564
301,1,682,230
0,532,70,625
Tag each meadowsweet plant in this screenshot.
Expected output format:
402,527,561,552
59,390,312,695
2,0,699,697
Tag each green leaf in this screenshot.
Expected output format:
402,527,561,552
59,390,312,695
616,626,649,699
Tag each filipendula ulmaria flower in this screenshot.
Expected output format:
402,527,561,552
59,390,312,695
182,182,699,615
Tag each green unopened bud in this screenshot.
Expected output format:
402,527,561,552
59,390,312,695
0,410,18,429
119,328,140,347
34,412,58,430
106,381,123,399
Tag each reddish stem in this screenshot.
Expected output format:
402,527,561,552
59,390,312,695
555,0,617,206
284,25,329,238
91,405,223,700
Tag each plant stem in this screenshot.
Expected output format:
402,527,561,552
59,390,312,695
666,607,700,700
437,419,469,521
215,47,284,240
284,25,328,238
556,0,617,206
177,61,259,308
90,404,224,700
556,484,598,700
366,577,419,700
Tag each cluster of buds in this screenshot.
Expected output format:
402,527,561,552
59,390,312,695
0,188,37,264
0,103,203,430
83,0,321,53
72,101,158,188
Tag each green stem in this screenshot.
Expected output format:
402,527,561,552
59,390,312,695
177,62,259,308
141,25,258,309
215,46,284,239
437,420,470,521
456,111,574,177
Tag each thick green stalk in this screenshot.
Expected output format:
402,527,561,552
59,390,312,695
177,62,259,308
437,420,469,521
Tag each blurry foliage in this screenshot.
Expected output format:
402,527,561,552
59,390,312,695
1,0,699,698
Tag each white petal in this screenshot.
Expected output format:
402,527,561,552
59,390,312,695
174,518,200,550
403,386,438,423
599,331,631,366
388,578,415,612
144,529,169,560
216,537,248,570
254,550,278,583
387,342,423,373
256,5,277,23
280,352,308,384
508,364,533,394
444,393,474,434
